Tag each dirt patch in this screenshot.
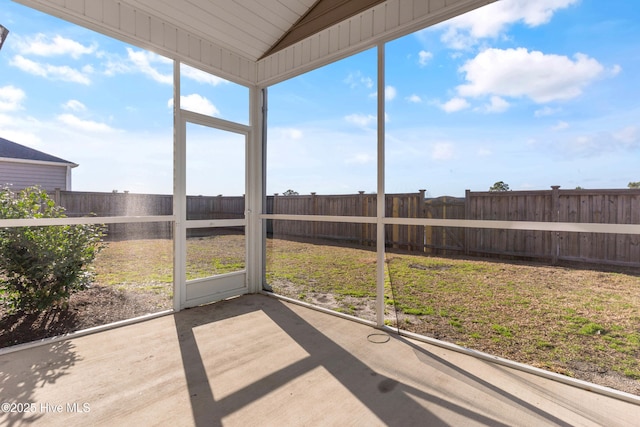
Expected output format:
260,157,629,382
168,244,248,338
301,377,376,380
0,285,170,348
566,361,640,395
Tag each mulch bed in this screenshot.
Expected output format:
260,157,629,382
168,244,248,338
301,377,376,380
0,285,169,348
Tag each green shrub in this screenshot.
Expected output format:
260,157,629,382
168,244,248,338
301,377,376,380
0,186,105,313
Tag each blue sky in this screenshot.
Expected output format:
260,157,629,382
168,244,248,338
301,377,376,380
1,0,639,198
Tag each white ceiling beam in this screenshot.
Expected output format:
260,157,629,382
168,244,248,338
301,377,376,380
257,0,496,86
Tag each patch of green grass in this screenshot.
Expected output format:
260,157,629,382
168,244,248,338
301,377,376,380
578,322,606,336
339,289,371,298
622,367,640,380
449,318,463,330
492,324,513,338
535,340,555,350
401,306,435,316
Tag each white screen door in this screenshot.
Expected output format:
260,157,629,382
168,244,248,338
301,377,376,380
177,113,249,308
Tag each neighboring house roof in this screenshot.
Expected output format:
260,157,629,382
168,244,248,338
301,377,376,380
0,137,78,167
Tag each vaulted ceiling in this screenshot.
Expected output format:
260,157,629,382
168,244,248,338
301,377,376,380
14,0,495,86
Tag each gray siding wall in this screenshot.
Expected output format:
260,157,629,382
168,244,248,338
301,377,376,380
0,161,68,192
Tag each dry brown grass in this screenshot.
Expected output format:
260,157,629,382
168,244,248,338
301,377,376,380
266,238,640,395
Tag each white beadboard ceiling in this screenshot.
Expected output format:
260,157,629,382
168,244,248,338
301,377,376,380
14,0,495,86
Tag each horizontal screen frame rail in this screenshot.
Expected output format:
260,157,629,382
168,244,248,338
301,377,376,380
261,214,640,235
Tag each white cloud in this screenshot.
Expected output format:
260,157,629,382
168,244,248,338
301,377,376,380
10,55,92,85
181,64,228,86
344,71,373,89
62,99,86,112
126,48,172,84
281,128,303,140
534,106,561,117
552,121,569,131
481,96,510,113
0,126,42,148
406,94,422,103
0,85,25,112
555,126,640,158
418,50,433,66
0,113,43,147
609,64,622,76
613,126,638,146
345,113,376,127
56,114,116,132
432,142,455,160
457,48,607,103
15,33,96,58
385,85,397,101
167,94,220,116
437,0,579,49
440,97,470,113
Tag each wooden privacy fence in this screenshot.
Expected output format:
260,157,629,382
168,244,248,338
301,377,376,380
465,187,640,267
51,188,640,267
51,190,244,239
258,188,639,267
266,191,425,248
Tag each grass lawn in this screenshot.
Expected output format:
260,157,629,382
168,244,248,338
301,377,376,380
93,235,640,392
266,238,640,387
93,233,246,298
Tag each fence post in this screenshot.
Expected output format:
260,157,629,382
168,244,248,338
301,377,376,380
273,193,279,236
419,189,426,253
392,196,399,249
465,189,471,256
54,188,61,207
442,196,448,255
358,191,365,246
551,186,560,264
311,192,317,239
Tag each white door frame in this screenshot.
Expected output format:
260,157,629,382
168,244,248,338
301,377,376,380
174,109,251,309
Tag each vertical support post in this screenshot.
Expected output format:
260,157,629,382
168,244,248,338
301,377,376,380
173,60,185,312
261,89,269,290
376,43,386,328
66,165,73,191
551,185,561,264
246,85,264,293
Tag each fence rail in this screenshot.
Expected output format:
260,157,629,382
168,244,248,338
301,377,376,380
50,188,640,267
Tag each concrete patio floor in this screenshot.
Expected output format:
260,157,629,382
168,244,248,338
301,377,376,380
1,294,639,426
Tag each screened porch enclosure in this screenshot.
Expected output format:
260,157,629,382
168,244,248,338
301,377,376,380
3,0,640,417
